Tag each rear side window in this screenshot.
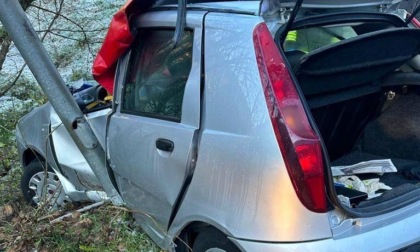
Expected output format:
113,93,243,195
122,29,193,122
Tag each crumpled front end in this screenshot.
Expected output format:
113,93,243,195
15,103,56,169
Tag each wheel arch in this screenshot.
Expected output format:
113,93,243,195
174,221,239,251
21,147,45,168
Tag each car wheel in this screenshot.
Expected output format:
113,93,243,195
20,161,69,208
193,227,240,252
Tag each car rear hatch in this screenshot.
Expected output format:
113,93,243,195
258,0,420,218
261,0,403,15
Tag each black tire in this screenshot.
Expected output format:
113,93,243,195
193,227,241,252
20,161,57,206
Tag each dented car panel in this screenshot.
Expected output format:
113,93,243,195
14,1,420,251
16,103,53,168
107,10,205,247
169,12,332,242
50,109,103,190
16,103,111,193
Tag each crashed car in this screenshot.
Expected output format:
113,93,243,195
15,0,420,251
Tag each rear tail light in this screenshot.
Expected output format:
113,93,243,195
412,17,420,28
253,23,327,213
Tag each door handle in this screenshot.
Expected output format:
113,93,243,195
156,138,174,152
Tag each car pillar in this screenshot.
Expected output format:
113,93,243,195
0,0,123,205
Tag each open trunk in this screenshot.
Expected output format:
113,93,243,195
285,26,420,212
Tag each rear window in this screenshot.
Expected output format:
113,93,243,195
284,25,357,52
283,20,397,53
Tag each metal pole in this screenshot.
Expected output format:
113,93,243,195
0,0,123,205
173,0,186,46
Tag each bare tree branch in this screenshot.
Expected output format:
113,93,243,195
0,0,64,97
0,0,36,71
0,63,27,97
43,31,102,45
29,3,95,54
36,27,108,34
0,37,12,71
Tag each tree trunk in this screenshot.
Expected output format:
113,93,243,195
0,36,11,71
0,0,35,71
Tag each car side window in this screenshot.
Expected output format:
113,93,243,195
122,29,193,122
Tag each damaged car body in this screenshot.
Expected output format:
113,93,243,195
7,0,420,251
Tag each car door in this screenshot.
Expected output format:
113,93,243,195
107,11,203,234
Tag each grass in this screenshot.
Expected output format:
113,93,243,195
0,164,162,252
0,198,162,251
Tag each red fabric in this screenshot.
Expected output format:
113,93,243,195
92,1,136,94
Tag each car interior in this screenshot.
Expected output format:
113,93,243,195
281,14,420,209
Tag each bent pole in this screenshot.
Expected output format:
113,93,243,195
0,0,123,205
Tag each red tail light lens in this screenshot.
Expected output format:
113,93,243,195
253,23,327,212
413,17,420,28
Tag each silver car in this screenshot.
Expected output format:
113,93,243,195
15,0,420,251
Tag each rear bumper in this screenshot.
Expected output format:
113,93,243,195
231,202,420,252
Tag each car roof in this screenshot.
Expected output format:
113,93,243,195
154,1,260,15
261,0,404,16
264,0,402,8
156,0,402,7
154,0,404,16
189,2,260,14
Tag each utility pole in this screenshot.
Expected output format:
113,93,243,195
0,0,123,205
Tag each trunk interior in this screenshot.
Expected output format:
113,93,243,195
285,27,420,211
